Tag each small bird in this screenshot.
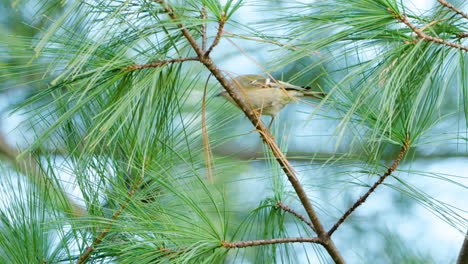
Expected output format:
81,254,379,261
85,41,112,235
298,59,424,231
218,74,325,128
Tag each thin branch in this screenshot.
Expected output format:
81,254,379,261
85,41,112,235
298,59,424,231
437,0,468,20
328,139,410,236
419,18,448,32
155,1,345,263
276,201,315,232
156,0,205,56
123,57,199,71
221,237,322,248
201,6,207,52
456,33,468,39
205,12,226,56
457,231,468,264
389,8,468,52
76,174,144,263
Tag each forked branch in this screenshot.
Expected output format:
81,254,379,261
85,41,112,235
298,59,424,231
155,1,344,263
389,8,468,52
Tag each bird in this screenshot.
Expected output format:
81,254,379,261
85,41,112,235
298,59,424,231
217,74,326,128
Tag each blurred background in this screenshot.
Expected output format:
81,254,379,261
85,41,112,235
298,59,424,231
1,0,467,263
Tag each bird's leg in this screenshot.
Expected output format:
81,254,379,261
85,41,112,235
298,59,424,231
268,116,275,129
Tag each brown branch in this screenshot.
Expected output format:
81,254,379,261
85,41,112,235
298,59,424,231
155,1,345,263
457,231,468,264
221,237,322,248
456,33,468,39
328,139,410,236
205,12,226,56
437,0,468,20
201,6,207,52
156,0,205,56
389,8,468,52
76,176,144,263
277,201,315,232
123,57,199,71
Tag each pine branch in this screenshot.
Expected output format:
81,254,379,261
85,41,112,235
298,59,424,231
389,8,468,52
155,1,345,263
221,237,322,248
276,201,315,232
201,6,207,52
76,174,144,263
328,139,410,236
205,12,226,56
437,0,468,20
123,57,200,71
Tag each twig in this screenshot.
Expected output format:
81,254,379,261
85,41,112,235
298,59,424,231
201,7,207,52
328,139,410,236
221,237,322,248
456,33,468,39
155,1,345,263
437,0,468,20
205,12,226,56
156,0,205,56
419,18,447,32
276,201,315,232
389,8,468,52
123,57,199,71
76,175,144,263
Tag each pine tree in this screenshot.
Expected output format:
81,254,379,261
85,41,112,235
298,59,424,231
0,0,467,263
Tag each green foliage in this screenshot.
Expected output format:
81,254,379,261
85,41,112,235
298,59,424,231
0,0,467,263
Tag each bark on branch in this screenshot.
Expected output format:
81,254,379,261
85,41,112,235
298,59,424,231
123,57,199,71
155,1,345,263
76,174,144,263
221,237,322,248
389,8,468,52
328,139,410,236
277,201,315,232
205,12,226,56
437,0,468,20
